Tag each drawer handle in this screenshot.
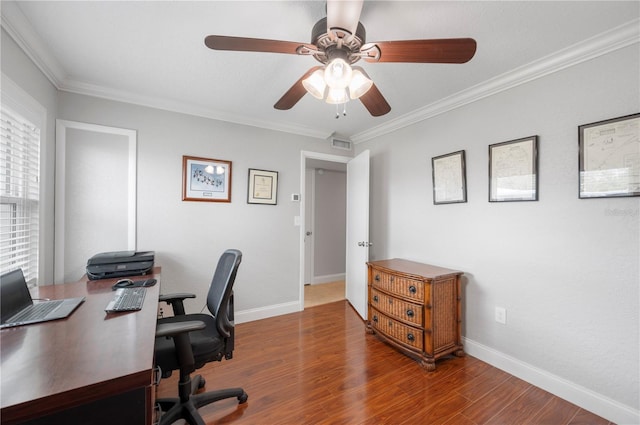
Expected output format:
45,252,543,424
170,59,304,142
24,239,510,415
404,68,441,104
408,285,417,294
390,276,394,282
388,321,393,327
406,309,414,317
407,333,415,342
375,274,380,281
388,299,393,305
373,295,379,302
373,315,378,322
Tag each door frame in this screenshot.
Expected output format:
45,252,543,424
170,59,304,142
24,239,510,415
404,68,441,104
299,151,350,309
55,120,137,283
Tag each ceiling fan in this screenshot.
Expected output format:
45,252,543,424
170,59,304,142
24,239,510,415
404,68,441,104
204,0,476,117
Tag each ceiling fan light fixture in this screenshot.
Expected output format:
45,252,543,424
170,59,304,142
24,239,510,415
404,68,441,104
325,87,349,105
302,69,327,99
349,67,373,99
324,58,353,89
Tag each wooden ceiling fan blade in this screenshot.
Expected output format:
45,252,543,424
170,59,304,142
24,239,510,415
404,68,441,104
365,38,477,63
205,35,311,55
359,84,391,117
326,0,363,36
274,66,324,110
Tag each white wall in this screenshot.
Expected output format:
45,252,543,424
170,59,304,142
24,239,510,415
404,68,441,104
2,25,353,319
361,45,639,423
56,91,351,320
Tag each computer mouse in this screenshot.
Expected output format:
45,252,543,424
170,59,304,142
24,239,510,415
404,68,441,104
142,278,157,287
113,279,134,290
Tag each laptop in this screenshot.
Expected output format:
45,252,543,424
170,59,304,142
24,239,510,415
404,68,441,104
0,269,85,329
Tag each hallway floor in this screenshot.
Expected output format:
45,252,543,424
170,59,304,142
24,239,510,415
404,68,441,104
304,280,345,308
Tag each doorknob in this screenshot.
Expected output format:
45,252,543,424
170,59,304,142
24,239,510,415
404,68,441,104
306,231,312,236
358,241,373,247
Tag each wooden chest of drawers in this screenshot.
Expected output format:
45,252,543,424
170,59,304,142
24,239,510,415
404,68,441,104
366,259,464,371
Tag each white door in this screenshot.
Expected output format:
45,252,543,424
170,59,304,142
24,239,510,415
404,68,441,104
304,168,314,284
345,149,370,319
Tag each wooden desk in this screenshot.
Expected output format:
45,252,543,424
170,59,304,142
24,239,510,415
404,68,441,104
0,269,160,425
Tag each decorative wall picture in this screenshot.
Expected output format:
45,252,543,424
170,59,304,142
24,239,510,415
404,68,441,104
432,150,467,204
489,136,539,202
182,155,232,202
247,168,278,205
579,113,640,199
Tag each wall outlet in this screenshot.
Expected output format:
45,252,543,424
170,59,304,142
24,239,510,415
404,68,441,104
495,307,507,324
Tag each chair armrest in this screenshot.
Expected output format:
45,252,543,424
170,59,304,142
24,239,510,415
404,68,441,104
159,292,196,316
156,320,205,338
156,320,206,374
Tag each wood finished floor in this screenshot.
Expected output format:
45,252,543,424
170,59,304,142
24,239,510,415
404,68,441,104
156,300,613,425
304,280,345,308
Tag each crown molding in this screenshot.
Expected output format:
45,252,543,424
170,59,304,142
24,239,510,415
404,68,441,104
3,1,637,143
350,18,640,144
59,79,330,140
1,1,65,88
1,1,328,140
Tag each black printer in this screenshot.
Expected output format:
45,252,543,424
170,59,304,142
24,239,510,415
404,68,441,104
86,251,155,280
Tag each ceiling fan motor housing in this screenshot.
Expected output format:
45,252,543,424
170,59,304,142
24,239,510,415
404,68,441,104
311,17,366,65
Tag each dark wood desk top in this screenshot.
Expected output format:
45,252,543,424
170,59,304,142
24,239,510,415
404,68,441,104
0,269,160,424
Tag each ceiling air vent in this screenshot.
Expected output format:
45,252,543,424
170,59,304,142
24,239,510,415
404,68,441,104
331,138,352,151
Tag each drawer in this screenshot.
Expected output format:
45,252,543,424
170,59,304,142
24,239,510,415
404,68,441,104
370,309,423,351
370,288,423,327
370,269,424,301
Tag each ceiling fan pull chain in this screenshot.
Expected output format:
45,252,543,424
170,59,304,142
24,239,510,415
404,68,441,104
343,103,347,117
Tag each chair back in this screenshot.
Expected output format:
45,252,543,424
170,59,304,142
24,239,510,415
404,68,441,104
207,249,242,338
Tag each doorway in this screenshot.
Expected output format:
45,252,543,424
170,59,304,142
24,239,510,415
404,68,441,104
300,152,349,309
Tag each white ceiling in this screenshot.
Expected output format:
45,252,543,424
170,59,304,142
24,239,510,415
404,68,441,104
2,1,638,142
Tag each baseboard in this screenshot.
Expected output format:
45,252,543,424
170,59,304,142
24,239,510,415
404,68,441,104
311,273,345,284
463,337,639,425
235,301,301,324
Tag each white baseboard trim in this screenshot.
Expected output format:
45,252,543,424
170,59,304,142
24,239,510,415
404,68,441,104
463,337,639,425
235,301,301,324
312,273,345,284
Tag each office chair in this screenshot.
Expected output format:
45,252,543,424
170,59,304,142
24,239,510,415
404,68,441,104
154,249,248,425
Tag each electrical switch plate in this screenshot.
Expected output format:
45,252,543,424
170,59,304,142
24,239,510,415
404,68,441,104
495,307,507,324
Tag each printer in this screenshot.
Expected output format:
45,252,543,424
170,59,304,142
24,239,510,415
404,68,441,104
86,251,155,280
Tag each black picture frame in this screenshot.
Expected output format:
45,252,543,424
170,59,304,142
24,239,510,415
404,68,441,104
432,150,467,204
247,168,278,205
489,136,539,202
579,113,640,199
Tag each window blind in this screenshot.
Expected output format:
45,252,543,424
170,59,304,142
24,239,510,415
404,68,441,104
0,105,40,286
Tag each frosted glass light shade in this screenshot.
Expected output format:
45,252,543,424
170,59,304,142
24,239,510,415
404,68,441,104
302,69,326,99
324,58,353,89
325,88,349,104
349,67,373,99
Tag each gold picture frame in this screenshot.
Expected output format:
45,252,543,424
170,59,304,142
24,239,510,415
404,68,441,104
182,155,232,202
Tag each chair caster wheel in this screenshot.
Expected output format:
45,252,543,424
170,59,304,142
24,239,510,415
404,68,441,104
238,392,248,404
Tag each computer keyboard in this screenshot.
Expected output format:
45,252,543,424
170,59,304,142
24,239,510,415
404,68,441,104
10,300,62,322
105,287,146,312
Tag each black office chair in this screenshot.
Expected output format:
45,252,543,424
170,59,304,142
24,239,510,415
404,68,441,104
154,249,248,425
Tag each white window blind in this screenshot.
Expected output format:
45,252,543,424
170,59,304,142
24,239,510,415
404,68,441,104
0,105,40,287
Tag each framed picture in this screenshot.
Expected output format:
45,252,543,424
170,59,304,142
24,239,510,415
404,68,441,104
182,155,232,202
431,150,467,204
247,168,278,205
489,136,539,202
579,113,640,199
